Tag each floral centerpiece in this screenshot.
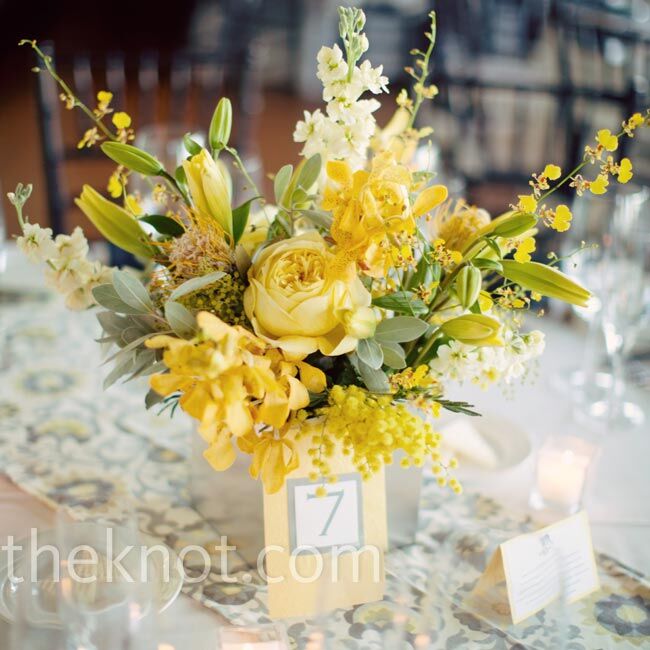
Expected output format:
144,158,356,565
9,8,648,502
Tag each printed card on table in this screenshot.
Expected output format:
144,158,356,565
475,511,600,624
263,436,387,619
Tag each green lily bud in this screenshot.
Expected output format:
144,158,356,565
75,185,154,258
440,314,502,346
462,211,538,254
500,260,591,308
209,98,232,152
101,142,163,176
490,212,537,238
455,266,482,309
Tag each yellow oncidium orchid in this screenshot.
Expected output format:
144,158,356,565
322,151,447,276
514,236,536,263
146,312,326,492
618,158,633,184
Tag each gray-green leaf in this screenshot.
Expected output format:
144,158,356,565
299,209,333,230
356,337,384,370
273,164,293,204
372,291,427,315
375,316,429,343
113,270,154,313
296,153,321,191
164,301,197,338
380,341,406,369
93,284,146,315
169,271,225,301
357,358,391,393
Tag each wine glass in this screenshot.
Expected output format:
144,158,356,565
55,506,159,649
560,186,649,428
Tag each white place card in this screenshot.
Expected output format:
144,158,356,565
476,511,600,624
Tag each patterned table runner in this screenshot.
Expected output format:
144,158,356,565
1,299,648,648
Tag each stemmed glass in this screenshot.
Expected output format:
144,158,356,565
54,506,158,650
560,186,649,429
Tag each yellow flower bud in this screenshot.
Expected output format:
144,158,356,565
342,306,378,339
74,185,153,259
455,265,482,308
182,149,233,237
440,314,502,346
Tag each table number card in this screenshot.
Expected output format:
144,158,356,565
475,511,600,624
263,437,387,619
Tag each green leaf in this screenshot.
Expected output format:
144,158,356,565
473,258,503,272
93,284,146,315
126,349,158,381
484,238,503,258
356,338,384,370
296,153,321,191
113,270,154,314
273,164,293,204
164,301,197,338
102,332,156,365
291,187,309,205
139,214,185,237
174,165,187,188
372,291,427,315
169,271,225,301
145,388,165,409
231,197,259,246
96,311,130,336
183,133,203,156
103,354,136,390
375,316,429,343
379,340,406,369
349,353,391,393
299,209,333,230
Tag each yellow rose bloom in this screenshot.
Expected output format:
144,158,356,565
244,231,374,358
182,148,233,237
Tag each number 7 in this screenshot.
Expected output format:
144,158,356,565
308,489,344,536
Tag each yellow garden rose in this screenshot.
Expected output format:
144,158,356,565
244,232,374,358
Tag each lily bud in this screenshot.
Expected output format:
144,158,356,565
182,149,233,237
209,98,232,152
440,314,502,346
500,260,591,308
74,185,154,258
101,142,163,176
455,266,482,309
463,211,538,254
343,306,378,339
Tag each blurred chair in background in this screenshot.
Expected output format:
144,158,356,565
424,0,650,213
32,0,265,257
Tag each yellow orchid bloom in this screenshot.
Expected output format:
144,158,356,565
590,174,609,195
618,158,633,184
514,237,536,263
597,129,618,152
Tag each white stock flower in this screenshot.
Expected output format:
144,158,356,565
54,227,89,263
45,258,94,294
64,261,112,310
316,45,347,85
294,34,389,170
16,223,58,263
356,60,388,94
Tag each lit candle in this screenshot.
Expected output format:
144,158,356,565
218,624,289,650
531,436,597,513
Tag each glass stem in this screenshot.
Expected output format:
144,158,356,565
602,321,625,424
